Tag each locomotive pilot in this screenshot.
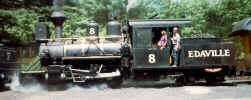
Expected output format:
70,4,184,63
171,27,181,67
158,30,168,50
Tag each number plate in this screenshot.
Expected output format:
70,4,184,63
148,54,156,64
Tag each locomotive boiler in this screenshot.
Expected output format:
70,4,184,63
32,6,126,88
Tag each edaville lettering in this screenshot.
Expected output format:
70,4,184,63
188,49,231,58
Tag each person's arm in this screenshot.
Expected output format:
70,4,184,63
160,35,168,50
175,34,181,51
163,34,168,47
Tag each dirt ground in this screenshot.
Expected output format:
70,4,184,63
0,80,251,100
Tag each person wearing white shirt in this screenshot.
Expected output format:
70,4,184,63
171,27,181,67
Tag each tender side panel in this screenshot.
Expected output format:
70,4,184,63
180,38,235,68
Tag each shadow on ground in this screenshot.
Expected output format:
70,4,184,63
121,80,251,88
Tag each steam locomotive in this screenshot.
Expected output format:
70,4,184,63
26,5,236,88
34,12,125,88
0,0,232,89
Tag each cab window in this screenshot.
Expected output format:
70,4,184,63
135,28,152,48
152,27,169,48
135,27,170,48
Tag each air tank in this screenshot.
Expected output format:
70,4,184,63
34,17,50,42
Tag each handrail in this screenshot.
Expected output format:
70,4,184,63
39,35,123,41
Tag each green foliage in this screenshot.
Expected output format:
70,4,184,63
63,0,127,24
0,1,52,45
1,0,251,45
158,0,250,38
62,6,88,37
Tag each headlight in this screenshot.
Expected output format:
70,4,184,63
0,73,5,79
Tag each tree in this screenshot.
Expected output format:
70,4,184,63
1,0,250,45
0,0,52,45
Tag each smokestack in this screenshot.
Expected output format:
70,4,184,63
51,0,66,38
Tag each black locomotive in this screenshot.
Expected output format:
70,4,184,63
0,44,17,88
35,12,124,87
19,0,236,88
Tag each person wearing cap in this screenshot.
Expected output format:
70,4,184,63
158,30,168,50
171,27,181,67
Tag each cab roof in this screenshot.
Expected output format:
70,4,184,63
128,19,192,27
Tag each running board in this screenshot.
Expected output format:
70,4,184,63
62,56,121,60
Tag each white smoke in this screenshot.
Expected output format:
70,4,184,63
8,73,46,92
66,83,108,91
7,72,108,92
127,0,139,12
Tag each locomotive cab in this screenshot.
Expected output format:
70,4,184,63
128,19,191,69
126,19,235,83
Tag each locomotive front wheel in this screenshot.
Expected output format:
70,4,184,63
175,76,187,86
107,76,123,89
